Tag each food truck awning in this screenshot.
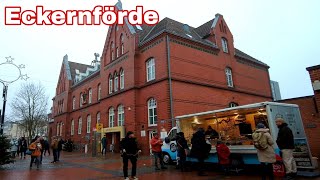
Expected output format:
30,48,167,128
175,101,299,120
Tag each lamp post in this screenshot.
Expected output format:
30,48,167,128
0,56,28,135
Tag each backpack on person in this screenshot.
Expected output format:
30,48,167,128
252,131,268,150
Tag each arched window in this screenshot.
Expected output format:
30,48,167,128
148,98,157,126
225,67,234,87
96,112,101,124
118,104,124,126
71,119,74,135
120,34,124,55
221,38,228,53
146,58,155,81
78,117,82,134
56,123,59,136
80,92,83,107
229,102,238,107
120,69,124,89
87,115,91,133
109,75,113,94
88,88,92,104
114,72,119,92
72,96,76,110
60,123,63,136
97,84,101,100
116,47,119,58
111,41,114,61
109,107,115,127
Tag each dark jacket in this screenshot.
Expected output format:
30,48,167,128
120,137,140,156
19,139,28,150
191,130,211,160
58,139,64,151
176,136,188,158
101,137,107,147
276,123,294,150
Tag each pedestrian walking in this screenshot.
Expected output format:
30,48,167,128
101,134,107,155
190,128,211,176
150,132,167,171
10,139,18,158
120,131,141,180
39,137,45,164
19,137,28,159
29,137,42,169
51,136,59,163
43,139,50,156
252,123,276,180
276,118,297,179
176,132,189,172
57,138,64,161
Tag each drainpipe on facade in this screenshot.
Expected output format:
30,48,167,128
166,35,174,127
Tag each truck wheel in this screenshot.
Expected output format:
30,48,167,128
163,152,172,165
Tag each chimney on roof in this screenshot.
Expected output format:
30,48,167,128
306,65,320,113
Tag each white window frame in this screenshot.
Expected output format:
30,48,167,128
56,123,59,136
71,120,74,135
87,115,91,133
72,97,76,110
96,112,100,124
80,93,83,107
78,117,82,134
116,47,119,58
88,88,92,104
120,69,124,89
111,51,114,61
114,72,119,92
222,38,229,53
146,58,155,82
59,122,63,136
109,75,113,94
225,68,234,87
98,84,101,100
118,105,124,126
148,98,157,126
109,107,114,127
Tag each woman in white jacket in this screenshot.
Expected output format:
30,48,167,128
253,123,276,180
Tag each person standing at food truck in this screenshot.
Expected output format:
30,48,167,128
275,118,297,179
176,132,189,172
150,132,167,170
191,128,211,176
252,123,276,180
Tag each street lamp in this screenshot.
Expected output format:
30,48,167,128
0,56,28,135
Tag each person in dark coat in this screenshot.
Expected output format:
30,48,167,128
19,137,28,159
57,138,64,161
205,125,219,138
101,134,107,155
120,131,141,180
176,132,189,172
276,118,297,179
39,137,45,164
191,128,211,176
43,139,50,156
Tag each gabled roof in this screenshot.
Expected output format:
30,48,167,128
137,17,218,48
234,48,269,67
194,19,214,37
68,61,92,81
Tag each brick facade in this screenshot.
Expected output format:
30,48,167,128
49,3,272,154
279,65,320,158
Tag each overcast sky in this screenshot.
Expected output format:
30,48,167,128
0,0,320,118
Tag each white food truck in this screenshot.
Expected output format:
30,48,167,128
161,102,315,169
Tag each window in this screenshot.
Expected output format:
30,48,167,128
78,117,82,134
88,88,92,104
72,96,76,110
146,58,155,81
96,112,100,124
229,102,238,107
59,122,63,136
98,84,101,100
87,115,91,133
121,34,124,55
225,68,234,87
56,123,59,136
109,75,113,94
221,38,228,53
120,69,124,89
80,93,83,107
116,47,119,58
148,98,157,126
111,51,114,61
114,72,119,92
109,107,115,127
71,120,74,135
118,105,124,126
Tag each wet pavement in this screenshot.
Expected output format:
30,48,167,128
1,152,320,180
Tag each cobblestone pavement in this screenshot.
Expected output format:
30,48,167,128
1,152,320,180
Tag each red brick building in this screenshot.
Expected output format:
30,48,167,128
49,2,272,154
278,65,320,158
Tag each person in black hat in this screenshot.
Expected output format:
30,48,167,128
120,131,141,180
